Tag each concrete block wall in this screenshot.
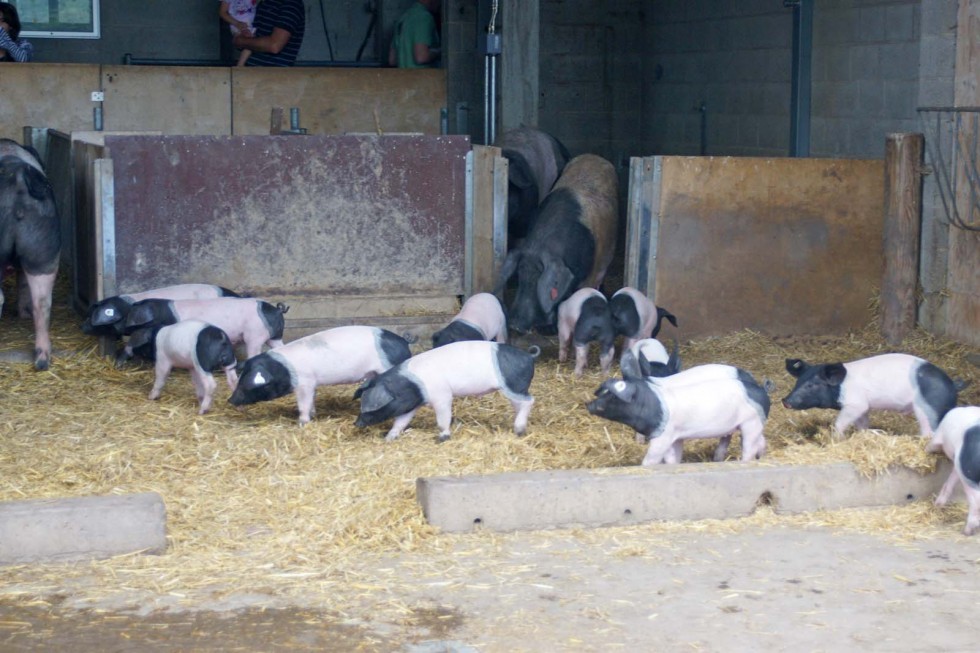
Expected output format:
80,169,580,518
642,1,794,157
810,0,923,158
538,0,645,164
641,0,955,160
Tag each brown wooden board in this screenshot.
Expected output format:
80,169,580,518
102,134,470,301
0,64,100,142
101,66,232,135
230,68,446,136
639,156,884,339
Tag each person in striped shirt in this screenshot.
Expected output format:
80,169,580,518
233,0,305,67
0,3,33,63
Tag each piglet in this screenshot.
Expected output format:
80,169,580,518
125,297,287,359
927,406,980,535
782,353,960,439
83,283,238,337
128,320,238,415
229,326,413,425
620,339,681,379
355,340,538,442
587,364,770,465
557,288,614,376
609,287,678,350
432,293,507,348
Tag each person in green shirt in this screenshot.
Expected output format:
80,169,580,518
388,0,441,68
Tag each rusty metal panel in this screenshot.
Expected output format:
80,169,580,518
645,156,884,339
103,134,470,299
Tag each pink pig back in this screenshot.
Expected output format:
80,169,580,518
454,293,507,342
404,341,503,398
841,353,922,411
273,326,391,386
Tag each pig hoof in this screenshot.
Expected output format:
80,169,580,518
436,434,451,443
33,354,50,371
963,525,977,537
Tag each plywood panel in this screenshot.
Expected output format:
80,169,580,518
0,64,100,141
650,157,884,339
231,68,445,135
101,66,232,135
103,134,470,299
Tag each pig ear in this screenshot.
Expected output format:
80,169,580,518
609,379,636,402
359,381,394,412
127,327,155,352
666,339,681,375
353,378,376,400
620,351,645,381
536,259,574,315
785,358,807,377
820,363,847,385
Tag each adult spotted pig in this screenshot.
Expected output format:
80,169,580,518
229,326,413,425
493,127,570,243
496,154,619,334
782,353,961,439
0,148,60,370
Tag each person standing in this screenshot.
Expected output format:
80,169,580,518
388,0,440,68
219,0,258,67
233,0,305,67
0,3,33,62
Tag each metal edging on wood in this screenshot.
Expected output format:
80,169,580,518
492,156,509,282
645,156,663,299
464,149,475,297
95,158,117,299
626,156,662,296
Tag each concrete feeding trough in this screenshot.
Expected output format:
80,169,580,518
0,492,167,565
416,461,953,533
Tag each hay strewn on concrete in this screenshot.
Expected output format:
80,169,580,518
1,277,978,610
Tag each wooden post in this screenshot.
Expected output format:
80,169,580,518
881,133,924,345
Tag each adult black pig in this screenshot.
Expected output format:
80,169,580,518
494,127,570,243
496,153,619,334
0,149,60,370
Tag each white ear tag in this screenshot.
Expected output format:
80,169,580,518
614,380,627,393
253,371,267,385
104,308,115,317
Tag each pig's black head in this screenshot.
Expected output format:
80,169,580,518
127,326,160,361
587,377,664,437
609,293,640,338
498,250,575,334
781,358,846,410
124,299,177,335
82,296,132,336
196,325,237,372
573,296,615,350
431,321,484,349
354,370,424,429
228,353,293,406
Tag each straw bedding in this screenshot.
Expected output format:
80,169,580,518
1,277,978,608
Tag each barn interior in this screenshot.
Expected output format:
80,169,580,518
1,1,980,650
